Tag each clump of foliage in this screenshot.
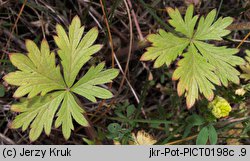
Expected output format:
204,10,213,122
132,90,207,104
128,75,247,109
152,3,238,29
106,101,137,144
140,5,245,108
3,16,119,141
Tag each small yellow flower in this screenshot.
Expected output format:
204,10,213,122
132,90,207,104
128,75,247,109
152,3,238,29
208,96,231,118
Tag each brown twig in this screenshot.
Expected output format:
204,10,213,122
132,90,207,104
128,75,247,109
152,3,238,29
92,1,141,120
237,31,250,49
78,0,128,43
0,133,15,145
1,0,27,62
106,41,150,63
165,135,198,145
227,22,250,31
118,0,133,92
93,1,141,123
126,0,144,41
2,29,26,50
91,0,116,119
93,0,140,123
92,1,138,121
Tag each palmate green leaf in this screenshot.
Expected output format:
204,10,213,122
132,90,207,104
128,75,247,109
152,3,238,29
194,41,244,86
55,92,88,140
10,91,65,141
141,5,245,108
54,16,102,87
173,44,221,108
194,9,233,40
5,16,119,141
240,50,250,81
140,29,189,68
167,5,198,38
3,40,66,98
71,63,119,102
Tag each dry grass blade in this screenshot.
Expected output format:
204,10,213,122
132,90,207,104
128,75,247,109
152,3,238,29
118,0,133,92
237,31,250,49
1,0,27,63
